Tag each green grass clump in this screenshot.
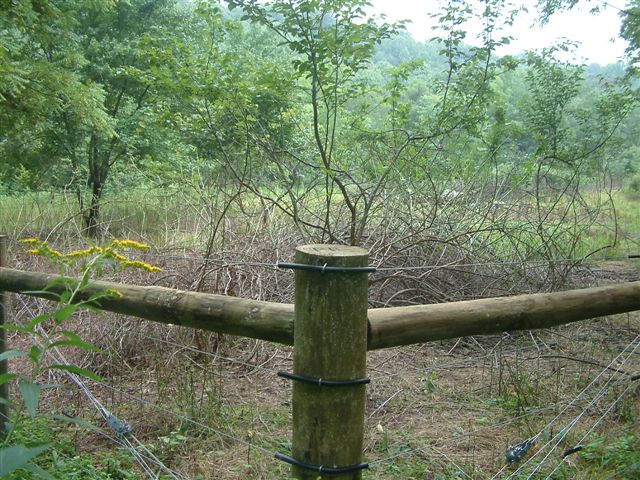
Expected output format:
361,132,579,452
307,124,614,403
580,433,640,479
5,416,137,479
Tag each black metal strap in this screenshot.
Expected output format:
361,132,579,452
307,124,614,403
275,453,369,474
562,446,583,458
276,262,376,274
278,371,370,387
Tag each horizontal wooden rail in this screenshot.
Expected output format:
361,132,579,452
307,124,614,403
2,267,640,350
367,280,640,349
0,267,294,345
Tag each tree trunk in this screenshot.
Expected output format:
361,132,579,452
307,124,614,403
85,179,103,237
84,134,108,238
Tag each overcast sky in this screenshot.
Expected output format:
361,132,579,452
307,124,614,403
368,0,629,65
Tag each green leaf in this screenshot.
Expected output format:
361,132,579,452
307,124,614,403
27,313,51,329
79,268,91,290
54,303,79,323
0,444,52,477
28,345,43,365
47,364,104,383
44,276,72,291
51,414,102,432
0,324,40,335
0,350,26,362
49,339,102,353
85,290,112,303
22,290,61,300
23,462,56,479
0,372,17,387
18,379,42,417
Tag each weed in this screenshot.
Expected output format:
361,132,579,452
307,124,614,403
420,371,438,395
581,433,640,477
0,238,159,477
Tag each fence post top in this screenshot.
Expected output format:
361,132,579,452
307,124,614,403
296,244,368,258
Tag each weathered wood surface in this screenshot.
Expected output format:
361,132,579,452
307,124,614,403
2,267,640,350
0,238,9,438
290,245,369,480
367,280,640,350
0,267,294,344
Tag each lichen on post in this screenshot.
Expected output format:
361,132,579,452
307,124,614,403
289,244,370,480
0,235,9,438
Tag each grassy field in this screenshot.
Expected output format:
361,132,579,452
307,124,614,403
1,187,639,479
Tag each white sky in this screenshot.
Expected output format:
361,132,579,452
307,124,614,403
368,0,629,65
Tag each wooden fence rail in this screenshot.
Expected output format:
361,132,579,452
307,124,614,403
0,266,294,344
367,280,640,349
2,266,640,350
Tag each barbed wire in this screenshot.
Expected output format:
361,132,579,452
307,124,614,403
368,334,640,476
95,381,282,460
15,296,188,480
497,334,640,479
128,250,637,271
4,265,639,478
138,332,289,375
543,380,638,480
8,301,283,460
518,359,637,480
7,234,619,271
137,329,586,473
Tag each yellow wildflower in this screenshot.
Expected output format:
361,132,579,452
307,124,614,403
104,250,128,262
121,260,162,272
45,246,63,257
64,246,102,258
21,237,160,273
111,240,150,251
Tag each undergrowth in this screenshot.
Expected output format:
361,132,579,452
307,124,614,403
0,190,638,479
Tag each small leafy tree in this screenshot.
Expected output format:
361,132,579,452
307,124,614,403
0,238,159,477
225,0,409,244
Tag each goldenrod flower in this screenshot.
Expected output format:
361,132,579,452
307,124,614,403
64,246,102,258
45,246,63,258
121,260,162,272
22,237,160,273
111,240,150,251
106,288,124,298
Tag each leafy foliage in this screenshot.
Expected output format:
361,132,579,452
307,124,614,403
0,238,159,477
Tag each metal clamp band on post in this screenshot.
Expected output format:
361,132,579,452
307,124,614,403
278,371,370,387
276,262,377,274
562,446,583,458
275,453,369,474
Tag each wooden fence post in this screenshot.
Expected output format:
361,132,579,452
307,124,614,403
0,235,8,438
287,244,370,480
